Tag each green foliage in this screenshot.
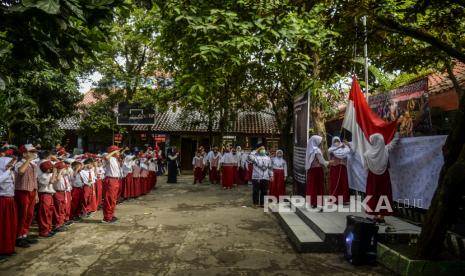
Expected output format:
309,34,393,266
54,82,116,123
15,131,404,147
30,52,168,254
79,99,126,136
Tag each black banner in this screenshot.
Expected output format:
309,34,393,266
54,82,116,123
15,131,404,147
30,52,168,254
293,91,310,196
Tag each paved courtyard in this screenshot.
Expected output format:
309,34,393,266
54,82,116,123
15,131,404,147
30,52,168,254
0,175,390,275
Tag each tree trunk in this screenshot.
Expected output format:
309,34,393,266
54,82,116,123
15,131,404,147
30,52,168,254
416,60,465,259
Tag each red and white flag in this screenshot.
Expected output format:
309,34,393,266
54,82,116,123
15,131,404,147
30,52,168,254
342,76,397,165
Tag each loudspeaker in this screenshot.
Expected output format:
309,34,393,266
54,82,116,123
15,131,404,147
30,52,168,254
344,215,379,265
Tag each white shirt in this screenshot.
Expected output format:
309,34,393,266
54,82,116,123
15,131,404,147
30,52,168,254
71,172,84,188
38,172,56,193
272,157,288,178
105,157,122,178
219,152,237,167
251,154,273,180
80,169,95,186
54,175,69,191
0,169,15,197
122,156,134,177
64,168,73,191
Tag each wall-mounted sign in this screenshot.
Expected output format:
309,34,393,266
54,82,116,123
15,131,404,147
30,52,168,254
116,102,155,125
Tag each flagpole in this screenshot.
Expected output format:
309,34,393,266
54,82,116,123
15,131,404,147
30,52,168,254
363,15,369,98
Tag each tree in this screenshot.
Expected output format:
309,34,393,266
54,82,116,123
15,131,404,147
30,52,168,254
330,0,465,259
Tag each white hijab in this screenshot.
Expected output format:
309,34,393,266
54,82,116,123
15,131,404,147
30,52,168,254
364,133,389,175
328,136,351,159
305,135,323,170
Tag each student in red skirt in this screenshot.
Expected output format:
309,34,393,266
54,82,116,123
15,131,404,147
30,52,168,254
122,154,134,200
192,150,205,184
328,136,351,204
132,157,142,197
148,154,157,189
140,155,149,195
364,133,398,223
305,135,330,208
70,161,85,220
0,155,18,257
270,150,287,200
95,159,105,208
37,161,57,238
63,159,74,225
219,145,236,190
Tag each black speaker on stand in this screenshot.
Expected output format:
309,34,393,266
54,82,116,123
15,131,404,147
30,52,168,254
344,215,379,265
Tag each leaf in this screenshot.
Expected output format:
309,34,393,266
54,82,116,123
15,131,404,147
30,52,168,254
23,0,61,14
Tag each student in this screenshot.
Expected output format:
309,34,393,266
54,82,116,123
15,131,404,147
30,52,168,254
208,147,221,184
249,146,273,207
132,155,142,197
0,155,18,256
63,159,74,225
122,153,134,200
95,158,105,207
219,145,236,190
140,154,149,195
53,161,70,230
102,145,122,223
192,150,205,184
231,146,240,185
305,136,330,208
14,144,39,247
70,161,84,221
37,161,57,238
364,133,398,223
81,158,96,216
148,153,158,190
270,150,287,199
328,137,351,204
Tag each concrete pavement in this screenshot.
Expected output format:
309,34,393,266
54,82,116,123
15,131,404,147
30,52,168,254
0,175,390,275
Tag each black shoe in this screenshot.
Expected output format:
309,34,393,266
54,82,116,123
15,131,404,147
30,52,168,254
64,220,73,226
39,232,55,238
24,237,38,244
16,238,30,248
110,217,118,223
53,226,67,232
73,216,83,222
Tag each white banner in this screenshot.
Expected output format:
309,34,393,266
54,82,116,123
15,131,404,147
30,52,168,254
347,135,447,209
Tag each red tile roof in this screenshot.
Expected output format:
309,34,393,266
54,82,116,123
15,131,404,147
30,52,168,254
132,110,278,134
428,62,465,95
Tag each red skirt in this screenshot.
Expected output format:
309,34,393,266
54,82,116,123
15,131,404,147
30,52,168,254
222,166,234,188
123,174,133,199
53,191,66,227
244,163,253,182
270,169,286,198
209,167,220,183
329,165,350,203
232,165,238,184
141,177,148,195
194,167,203,182
133,177,141,197
365,170,393,216
0,197,17,254
95,179,103,206
306,167,324,207
148,171,156,189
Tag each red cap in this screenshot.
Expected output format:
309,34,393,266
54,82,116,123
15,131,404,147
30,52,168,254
4,149,14,156
54,161,66,170
107,145,120,153
40,161,54,173
57,148,67,156
19,144,37,154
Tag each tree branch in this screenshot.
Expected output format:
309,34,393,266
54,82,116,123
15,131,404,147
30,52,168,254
374,16,465,64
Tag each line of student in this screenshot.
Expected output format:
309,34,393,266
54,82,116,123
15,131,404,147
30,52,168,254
0,144,159,259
